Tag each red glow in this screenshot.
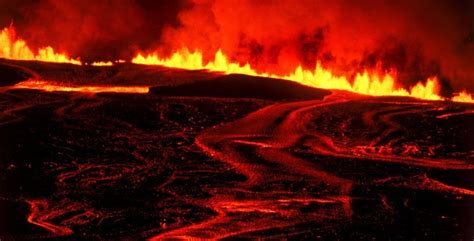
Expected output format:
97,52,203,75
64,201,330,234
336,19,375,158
132,49,448,101
13,80,149,94
26,200,73,237
0,24,473,102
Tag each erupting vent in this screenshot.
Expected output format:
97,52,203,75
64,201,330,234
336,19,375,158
0,24,473,102
0,1,473,240
133,49,444,101
0,26,80,65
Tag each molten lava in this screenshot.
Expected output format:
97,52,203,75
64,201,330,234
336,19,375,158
13,80,149,94
452,91,474,103
0,25,80,65
91,61,113,66
133,49,446,101
1,24,473,103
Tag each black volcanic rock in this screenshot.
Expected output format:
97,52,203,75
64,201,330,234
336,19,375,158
150,74,331,100
0,60,472,240
0,62,32,86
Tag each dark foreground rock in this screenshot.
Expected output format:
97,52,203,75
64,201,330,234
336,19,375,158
150,74,331,100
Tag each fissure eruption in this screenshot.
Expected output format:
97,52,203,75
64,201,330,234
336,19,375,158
0,1,473,240
0,22,473,102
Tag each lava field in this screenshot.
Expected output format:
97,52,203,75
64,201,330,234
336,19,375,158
0,60,473,240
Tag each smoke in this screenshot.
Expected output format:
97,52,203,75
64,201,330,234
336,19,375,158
1,0,473,91
0,0,186,62
159,0,474,92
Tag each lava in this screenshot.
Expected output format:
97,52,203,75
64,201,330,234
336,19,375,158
133,48,454,102
0,2,472,239
0,26,80,65
1,73,472,239
150,196,351,240
152,91,474,239
26,200,73,237
12,80,149,94
90,60,126,66
452,91,474,103
91,61,113,66
1,24,473,103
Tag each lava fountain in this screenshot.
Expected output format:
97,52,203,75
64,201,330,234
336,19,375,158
0,23,473,102
133,48,472,102
0,1,473,240
0,25,80,65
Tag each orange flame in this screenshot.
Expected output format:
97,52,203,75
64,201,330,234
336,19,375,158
133,49,448,101
0,25,472,103
91,61,114,66
452,91,474,103
0,25,81,65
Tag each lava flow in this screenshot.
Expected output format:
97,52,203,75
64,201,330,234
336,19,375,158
151,91,474,240
0,1,473,240
1,57,473,240
12,80,149,94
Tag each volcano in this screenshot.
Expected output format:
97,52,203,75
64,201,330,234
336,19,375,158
1,1,474,240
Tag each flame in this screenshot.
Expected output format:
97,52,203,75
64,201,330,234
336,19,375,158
13,80,148,94
90,60,125,66
91,61,114,66
452,91,474,103
1,25,472,103
0,25,80,65
133,49,448,101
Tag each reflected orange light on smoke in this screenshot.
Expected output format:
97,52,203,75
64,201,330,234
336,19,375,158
13,80,149,94
0,25,81,65
133,49,451,101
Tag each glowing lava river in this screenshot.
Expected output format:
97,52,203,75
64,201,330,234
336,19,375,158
0,60,473,240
